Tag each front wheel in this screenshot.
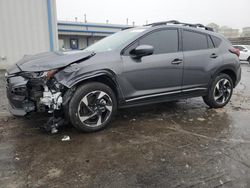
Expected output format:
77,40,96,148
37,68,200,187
68,82,117,132
203,74,233,108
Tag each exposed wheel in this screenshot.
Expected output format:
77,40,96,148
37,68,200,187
203,74,233,108
69,82,117,132
247,57,250,64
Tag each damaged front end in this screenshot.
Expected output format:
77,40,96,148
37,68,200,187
5,51,95,133
5,70,69,133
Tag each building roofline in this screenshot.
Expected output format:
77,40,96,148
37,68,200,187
58,29,115,35
58,20,130,29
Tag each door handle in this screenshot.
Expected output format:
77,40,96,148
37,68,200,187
171,58,183,64
210,53,218,58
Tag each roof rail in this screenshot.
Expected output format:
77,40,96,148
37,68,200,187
145,20,180,26
121,26,134,30
145,20,214,32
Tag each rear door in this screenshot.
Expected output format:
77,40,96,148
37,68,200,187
120,28,184,100
182,30,222,91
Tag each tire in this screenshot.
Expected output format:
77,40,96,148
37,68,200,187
203,73,233,108
68,82,117,132
247,57,250,64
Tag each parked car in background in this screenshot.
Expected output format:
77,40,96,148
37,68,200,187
233,45,250,63
5,20,241,133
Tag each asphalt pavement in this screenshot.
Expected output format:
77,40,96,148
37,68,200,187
0,64,250,188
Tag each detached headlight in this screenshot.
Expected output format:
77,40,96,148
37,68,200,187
19,70,58,79
44,69,58,80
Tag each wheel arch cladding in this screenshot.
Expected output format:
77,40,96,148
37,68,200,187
211,65,237,87
55,70,124,102
75,75,120,99
220,69,236,87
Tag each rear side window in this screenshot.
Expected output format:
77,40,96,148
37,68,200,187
211,36,222,47
139,29,178,54
183,30,208,51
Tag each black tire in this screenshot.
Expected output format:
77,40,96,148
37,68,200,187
247,57,250,64
68,82,117,132
203,73,233,108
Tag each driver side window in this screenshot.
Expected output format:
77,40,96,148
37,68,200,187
124,29,179,56
139,29,179,54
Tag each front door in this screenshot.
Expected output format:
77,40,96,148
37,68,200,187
120,29,184,100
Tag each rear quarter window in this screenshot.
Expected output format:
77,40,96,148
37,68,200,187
211,36,222,47
207,35,214,48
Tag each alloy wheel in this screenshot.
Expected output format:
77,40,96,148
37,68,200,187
77,90,113,127
213,78,232,104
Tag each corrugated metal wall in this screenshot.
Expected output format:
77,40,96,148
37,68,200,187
0,0,58,69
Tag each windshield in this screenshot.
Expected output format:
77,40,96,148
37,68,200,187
83,28,146,52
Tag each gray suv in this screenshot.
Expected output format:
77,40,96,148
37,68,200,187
5,20,241,133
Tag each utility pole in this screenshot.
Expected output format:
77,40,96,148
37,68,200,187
126,18,129,25
84,14,87,23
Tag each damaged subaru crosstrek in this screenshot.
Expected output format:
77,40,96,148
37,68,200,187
5,20,241,133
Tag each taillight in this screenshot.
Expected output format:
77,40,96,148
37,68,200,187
229,48,240,57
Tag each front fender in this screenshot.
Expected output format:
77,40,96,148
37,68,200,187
54,66,125,102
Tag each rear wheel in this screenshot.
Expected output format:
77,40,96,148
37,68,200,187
69,82,117,132
203,74,233,108
247,57,250,64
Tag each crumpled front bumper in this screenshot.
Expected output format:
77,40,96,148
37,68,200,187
5,75,35,116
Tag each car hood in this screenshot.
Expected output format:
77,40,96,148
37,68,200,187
7,51,95,74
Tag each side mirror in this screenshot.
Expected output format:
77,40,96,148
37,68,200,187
243,49,248,52
130,45,154,58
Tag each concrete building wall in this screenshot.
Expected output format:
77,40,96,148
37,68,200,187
0,0,58,69
218,28,240,38
242,27,250,37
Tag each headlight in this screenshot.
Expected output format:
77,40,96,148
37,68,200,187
19,71,45,78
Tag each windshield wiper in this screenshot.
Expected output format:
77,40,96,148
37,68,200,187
16,63,22,71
